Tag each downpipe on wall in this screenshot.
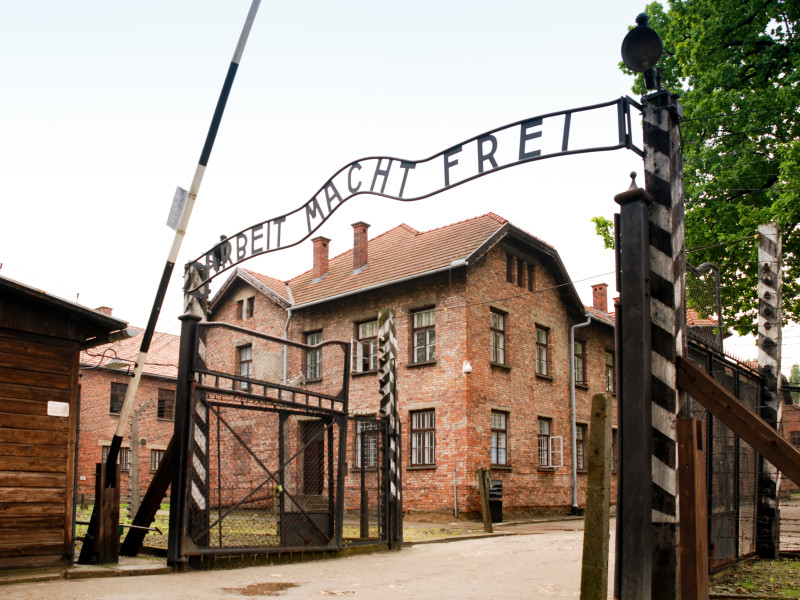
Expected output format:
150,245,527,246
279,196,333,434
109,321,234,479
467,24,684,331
570,315,593,513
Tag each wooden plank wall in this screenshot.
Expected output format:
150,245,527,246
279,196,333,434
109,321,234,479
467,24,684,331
0,328,79,569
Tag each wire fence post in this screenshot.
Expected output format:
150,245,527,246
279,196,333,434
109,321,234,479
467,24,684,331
756,222,783,558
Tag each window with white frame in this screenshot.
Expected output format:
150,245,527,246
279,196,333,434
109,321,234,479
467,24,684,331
491,410,508,466
574,340,586,385
412,309,436,363
535,326,549,376
354,320,378,373
605,350,616,393
490,309,506,365
576,423,588,471
537,417,562,468
305,331,322,379
104,446,132,471
355,421,379,469
410,409,435,466
150,449,165,472
238,344,253,390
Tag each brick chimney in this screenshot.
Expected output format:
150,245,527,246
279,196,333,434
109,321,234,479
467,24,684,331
95,306,113,315
352,221,370,272
312,236,331,281
591,283,608,313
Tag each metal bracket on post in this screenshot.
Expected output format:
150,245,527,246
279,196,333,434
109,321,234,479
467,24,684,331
614,179,654,599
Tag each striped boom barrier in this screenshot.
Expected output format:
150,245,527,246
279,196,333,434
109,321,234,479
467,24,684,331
756,222,783,558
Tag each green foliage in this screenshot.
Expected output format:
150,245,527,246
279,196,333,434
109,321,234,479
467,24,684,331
591,216,615,250
613,0,800,335
791,363,800,403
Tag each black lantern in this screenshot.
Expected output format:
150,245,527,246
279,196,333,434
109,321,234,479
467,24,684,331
621,13,663,90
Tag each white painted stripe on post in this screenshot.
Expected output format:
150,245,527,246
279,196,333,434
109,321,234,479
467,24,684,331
652,508,678,524
652,456,677,496
650,247,673,282
652,403,676,439
191,481,207,510
193,453,207,481
651,298,676,337
194,426,207,451
651,350,675,387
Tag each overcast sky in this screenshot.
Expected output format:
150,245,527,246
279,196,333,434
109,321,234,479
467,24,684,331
1,1,794,372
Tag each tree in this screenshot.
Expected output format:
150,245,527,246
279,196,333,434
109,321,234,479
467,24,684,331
599,0,800,335
791,363,800,404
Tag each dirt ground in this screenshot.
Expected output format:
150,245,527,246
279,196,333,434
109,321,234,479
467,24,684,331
3,517,607,600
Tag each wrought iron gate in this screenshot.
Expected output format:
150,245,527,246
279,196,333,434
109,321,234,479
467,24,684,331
173,321,362,559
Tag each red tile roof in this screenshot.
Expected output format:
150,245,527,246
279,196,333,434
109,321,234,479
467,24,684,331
288,213,511,306
80,328,179,379
209,212,583,316
686,308,718,327
243,269,291,303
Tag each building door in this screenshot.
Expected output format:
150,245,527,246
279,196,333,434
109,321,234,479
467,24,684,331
301,420,324,495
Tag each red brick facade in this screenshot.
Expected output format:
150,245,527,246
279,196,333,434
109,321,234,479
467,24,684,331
208,215,619,516
76,330,178,506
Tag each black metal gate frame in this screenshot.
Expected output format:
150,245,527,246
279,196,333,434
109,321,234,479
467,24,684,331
176,321,351,558
687,335,765,569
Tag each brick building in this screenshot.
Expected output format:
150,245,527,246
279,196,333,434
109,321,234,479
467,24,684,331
207,213,618,516
77,317,179,507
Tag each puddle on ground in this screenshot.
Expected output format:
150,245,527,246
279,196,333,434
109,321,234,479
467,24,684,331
222,582,299,596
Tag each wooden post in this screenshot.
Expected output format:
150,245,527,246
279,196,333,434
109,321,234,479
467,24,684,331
475,467,493,533
643,89,686,600
95,462,120,564
580,393,612,600
678,418,709,600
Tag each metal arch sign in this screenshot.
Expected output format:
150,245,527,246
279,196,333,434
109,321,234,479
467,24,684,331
190,96,642,288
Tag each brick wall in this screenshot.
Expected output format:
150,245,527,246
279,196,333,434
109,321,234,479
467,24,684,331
76,369,175,505
206,242,619,516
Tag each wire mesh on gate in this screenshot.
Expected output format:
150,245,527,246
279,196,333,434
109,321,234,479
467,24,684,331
182,322,350,555
686,262,723,348
342,416,387,545
687,340,762,569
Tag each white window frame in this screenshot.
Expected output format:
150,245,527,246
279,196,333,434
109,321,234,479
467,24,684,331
574,340,586,385
355,421,379,469
538,418,562,468
490,309,506,365
491,410,508,466
238,344,253,390
411,309,436,364
353,320,378,373
305,331,323,380
410,409,435,466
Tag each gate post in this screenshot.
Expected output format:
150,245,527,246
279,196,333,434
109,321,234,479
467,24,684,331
756,222,783,558
378,308,402,549
167,262,206,565
614,180,653,599
643,90,686,600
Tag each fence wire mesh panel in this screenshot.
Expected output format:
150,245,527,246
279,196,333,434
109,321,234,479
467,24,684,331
342,416,388,546
687,339,762,569
180,322,350,557
686,262,723,349
779,404,800,552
